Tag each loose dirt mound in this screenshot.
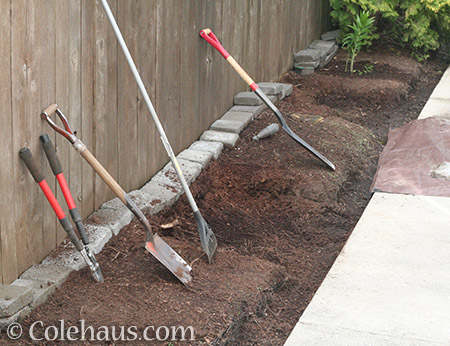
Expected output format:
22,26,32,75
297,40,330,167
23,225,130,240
11,46,446,346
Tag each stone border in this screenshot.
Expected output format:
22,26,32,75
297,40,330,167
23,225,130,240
0,82,293,328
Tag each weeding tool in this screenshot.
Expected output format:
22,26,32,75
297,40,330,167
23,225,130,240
199,28,336,171
100,0,217,263
41,104,192,286
19,147,104,283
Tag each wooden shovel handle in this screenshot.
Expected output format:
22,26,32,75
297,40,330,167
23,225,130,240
41,103,58,117
79,147,126,204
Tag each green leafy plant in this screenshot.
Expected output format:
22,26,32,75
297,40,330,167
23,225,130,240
357,63,374,75
341,11,377,73
330,0,450,61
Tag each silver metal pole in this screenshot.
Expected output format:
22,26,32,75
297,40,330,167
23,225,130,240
100,0,199,213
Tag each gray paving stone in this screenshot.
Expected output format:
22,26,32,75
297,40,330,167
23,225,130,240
221,111,253,128
11,279,57,310
177,149,213,168
0,284,33,318
319,44,339,68
88,197,133,236
152,159,203,188
294,60,320,68
294,48,324,63
279,83,293,99
41,243,85,271
200,130,239,148
419,98,450,119
309,39,336,55
189,141,224,160
234,91,263,106
20,264,73,288
0,306,31,329
84,224,113,255
140,180,183,214
257,82,283,95
294,66,315,75
229,104,267,117
321,29,340,41
210,119,245,134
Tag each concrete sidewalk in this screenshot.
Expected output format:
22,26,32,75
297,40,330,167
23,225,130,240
285,65,450,345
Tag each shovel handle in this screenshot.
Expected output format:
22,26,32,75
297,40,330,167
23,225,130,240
78,146,126,204
199,28,257,91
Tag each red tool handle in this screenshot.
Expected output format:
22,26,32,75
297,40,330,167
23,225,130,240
199,28,258,91
199,28,230,59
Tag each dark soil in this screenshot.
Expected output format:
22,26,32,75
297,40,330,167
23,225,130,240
9,46,446,345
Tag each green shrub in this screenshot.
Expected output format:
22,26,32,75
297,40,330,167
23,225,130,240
341,11,377,73
330,0,450,60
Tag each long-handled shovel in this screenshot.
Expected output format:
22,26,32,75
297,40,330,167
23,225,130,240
199,29,336,171
19,147,104,283
100,0,217,263
41,104,192,286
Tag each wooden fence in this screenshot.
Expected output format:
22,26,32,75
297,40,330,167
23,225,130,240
0,0,329,283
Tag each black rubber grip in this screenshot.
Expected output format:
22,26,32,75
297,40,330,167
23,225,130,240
40,134,63,176
19,148,45,183
69,208,90,245
59,217,83,251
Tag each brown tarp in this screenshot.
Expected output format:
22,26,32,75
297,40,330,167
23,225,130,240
371,117,450,197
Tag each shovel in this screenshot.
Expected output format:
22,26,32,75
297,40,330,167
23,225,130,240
100,0,217,263
19,147,104,283
41,104,192,286
199,29,335,171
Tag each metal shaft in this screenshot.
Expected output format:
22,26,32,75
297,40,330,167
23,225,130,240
100,0,199,213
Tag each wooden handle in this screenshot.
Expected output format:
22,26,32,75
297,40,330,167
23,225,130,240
41,104,58,117
79,148,126,204
201,28,211,34
226,56,256,89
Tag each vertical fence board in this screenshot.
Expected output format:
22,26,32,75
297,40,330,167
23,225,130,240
0,0,17,283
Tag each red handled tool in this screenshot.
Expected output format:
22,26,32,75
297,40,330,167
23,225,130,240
40,104,192,286
199,28,335,171
19,147,104,283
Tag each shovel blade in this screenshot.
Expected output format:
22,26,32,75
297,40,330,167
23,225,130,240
194,211,217,263
145,235,192,286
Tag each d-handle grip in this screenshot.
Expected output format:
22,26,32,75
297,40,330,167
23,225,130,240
41,104,58,117
199,28,230,59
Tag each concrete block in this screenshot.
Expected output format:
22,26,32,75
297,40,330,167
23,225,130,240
294,60,320,68
221,111,254,128
279,83,293,99
419,98,450,119
140,180,182,214
189,141,224,160
177,149,213,168
0,284,33,318
152,159,202,188
295,66,315,75
257,82,283,95
89,198,133,236
41,245,85,271
0,306,31,330
293,48,324,63
321,29,340,41
200,130,239,148
20,264,73,288
210,119,245,134
319,45,339,68
84,224,113,255
234,91,263,106
309,39,336,55
430,82,450,100
12,279,57,310
229,104,267,118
